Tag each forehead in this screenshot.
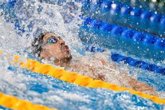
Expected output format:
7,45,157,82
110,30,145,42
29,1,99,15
43,33,59,42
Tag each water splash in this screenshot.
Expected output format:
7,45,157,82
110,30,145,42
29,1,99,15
0,0,164,109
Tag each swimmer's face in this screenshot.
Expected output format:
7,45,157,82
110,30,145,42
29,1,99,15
40,33,72,61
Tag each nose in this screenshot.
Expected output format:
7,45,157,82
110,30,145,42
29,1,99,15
59,40,65,45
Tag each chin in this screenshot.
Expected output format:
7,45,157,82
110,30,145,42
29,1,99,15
65,54,72,61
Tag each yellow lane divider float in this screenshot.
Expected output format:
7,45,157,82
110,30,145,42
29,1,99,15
0,52,56,110
1,52,165,105
0,92,55,110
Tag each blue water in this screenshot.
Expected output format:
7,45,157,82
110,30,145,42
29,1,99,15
0,0,164,109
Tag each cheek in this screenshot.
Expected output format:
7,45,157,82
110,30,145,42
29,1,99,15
47,45,61,56
43,45,55,53
43,44,67,59
44,45,56,50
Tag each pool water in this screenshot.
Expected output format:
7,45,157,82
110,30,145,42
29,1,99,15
0,0,164,110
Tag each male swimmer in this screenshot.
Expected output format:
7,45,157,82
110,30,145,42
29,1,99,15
32,32,156,95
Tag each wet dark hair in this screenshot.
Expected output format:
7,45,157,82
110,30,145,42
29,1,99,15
31,33,45,57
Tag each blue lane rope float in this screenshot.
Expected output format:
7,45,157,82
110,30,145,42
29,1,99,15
80,17,165,61
85,45,165,75
83,17,165,50
82,0,165,36
111,53,165,75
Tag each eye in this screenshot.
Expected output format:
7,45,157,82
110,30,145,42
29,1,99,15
47,36,58,44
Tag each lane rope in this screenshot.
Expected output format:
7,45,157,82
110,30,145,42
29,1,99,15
111,53,165,75
82,0,165,36
0,92,55,110
83,17,165,50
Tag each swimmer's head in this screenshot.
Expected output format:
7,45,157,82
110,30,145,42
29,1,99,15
32,32,72,65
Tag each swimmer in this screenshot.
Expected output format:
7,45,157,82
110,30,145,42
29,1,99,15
32,32,156,95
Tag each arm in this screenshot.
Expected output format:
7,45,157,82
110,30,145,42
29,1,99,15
91,52,157,95
69,54,157,96
127,76,157,96
99,58,157,96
